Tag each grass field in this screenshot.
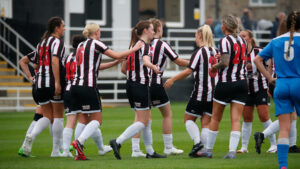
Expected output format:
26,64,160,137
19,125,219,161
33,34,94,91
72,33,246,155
0,102,299,169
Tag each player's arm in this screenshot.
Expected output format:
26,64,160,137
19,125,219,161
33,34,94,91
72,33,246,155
99,59,122,70
254,55,275,84
19,56,34,83
164,68,192,89
210,53,230,73
143,55,162,74
104,41,143,59
121,60,127,75
52,56,61,96
267,59,273,75
173,58,189,67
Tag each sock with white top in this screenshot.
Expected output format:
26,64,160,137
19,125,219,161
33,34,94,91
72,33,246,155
142,120,154,155
241,122,252,150
185,120,200,145
263,119,277,146
78,120,100,145
52,118,64,153
229,131,241,152
62,127,73,153
116,122,145,145
163,134,173,150
206,129,218,152
132,138,141,152
200,128,209,147
263,120,279,137
91,128,104,151
74,123,86,140
30,117,50,141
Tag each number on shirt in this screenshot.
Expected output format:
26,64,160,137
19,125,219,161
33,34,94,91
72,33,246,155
232,43,246,64
209,56,217,78
76,46,84,66
284,41,294,61
39,46,50,66
66,60,76,81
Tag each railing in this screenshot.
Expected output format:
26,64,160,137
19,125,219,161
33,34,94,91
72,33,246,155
0,18,35,80
0,87,33,112
0,80,127,112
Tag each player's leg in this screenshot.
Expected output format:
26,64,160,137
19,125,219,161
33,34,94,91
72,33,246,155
277,114,292,169
110,109,147,160
238,105,254,153
23,103,53,156
184,114,201,157
225,102,243,159
51,102,64,157
131,114,146,157
197,101,225,158
62,113,76,157
257,104,277,153
159,103,183,155
18,106,43,156
200,114,211,148
288,112,300,153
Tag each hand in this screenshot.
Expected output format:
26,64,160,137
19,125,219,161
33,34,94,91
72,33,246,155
210,65,218,74
216,53,221,60
29,76,35,84
153,64,162,74
246,62,252,69
268,77,276,86
267,88,272,98
132,41,144,52
164,79,174,89
55,82,61,96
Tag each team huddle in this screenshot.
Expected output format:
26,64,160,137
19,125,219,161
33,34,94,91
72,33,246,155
17,11,299,169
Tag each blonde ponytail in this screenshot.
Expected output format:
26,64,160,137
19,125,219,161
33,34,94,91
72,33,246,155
197,24,216,48
82,23,100,38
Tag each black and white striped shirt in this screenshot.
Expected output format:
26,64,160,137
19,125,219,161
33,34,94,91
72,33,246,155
247,47,268,93
72,39,108,87
188,46,219,102
127,40,151,85
62,52,76,91
35,36,65,88
150,38,178,84
219,35,247,83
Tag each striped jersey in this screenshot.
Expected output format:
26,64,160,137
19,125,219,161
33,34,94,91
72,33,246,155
35,36,65,88
246,47,268,93
127,40,151,85
72,39,108,87
62,52,76,91
150,38,178,84
219,35,247,82
188,46,219,102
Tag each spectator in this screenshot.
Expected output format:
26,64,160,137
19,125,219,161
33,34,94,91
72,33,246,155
271,12,286,38
241,8,252,30
214,21,224,38
205,17,214,31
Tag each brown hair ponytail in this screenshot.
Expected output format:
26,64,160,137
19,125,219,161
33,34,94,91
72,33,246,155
41,16,63,42
129,20,152,48
285,11,299,59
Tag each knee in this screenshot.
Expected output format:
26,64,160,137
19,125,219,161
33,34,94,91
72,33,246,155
162,110,172,119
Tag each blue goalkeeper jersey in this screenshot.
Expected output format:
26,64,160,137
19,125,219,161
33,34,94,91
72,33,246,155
259,32,300,78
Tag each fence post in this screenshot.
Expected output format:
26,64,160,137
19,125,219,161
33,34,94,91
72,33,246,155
16,37,20,76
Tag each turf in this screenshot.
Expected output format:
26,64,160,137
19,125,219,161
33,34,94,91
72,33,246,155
0,102,299,169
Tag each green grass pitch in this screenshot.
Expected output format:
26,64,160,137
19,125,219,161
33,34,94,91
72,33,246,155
0,102,299,169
